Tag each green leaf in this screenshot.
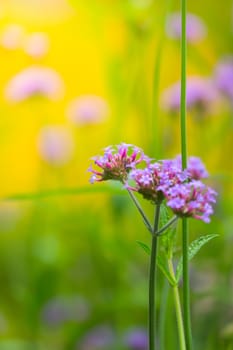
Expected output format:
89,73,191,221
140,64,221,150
136,241,151,255
176,234,219,281
3,184,124,201
159,204,178,258
157,253,177,286
160,203,170,228
136,241,177,286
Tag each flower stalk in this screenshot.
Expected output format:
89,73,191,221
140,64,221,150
149,204,161,350
168,259,186,350
180,0,193,348
89,143,216,350
156,215,178,236
127,189,153,233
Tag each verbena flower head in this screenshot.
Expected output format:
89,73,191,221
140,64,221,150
174,155,209,180
166,12,207,43
89,143,148,184
161,77,219,115
165,180,217,223
128,160,188,204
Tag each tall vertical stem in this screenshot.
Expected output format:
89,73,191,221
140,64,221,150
180,0,187,169
180,0,193,349
148,204,161,350
168,259,186,350
182,218,192,349
158,279,169,350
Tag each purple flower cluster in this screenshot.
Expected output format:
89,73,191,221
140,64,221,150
89,144,217,223
128,160,188,204
128,156,216,222
173,155,209,180
89,143,148,184
166,181,217,223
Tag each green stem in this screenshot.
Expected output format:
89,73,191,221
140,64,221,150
149,204,161,350
158,279,169,350
182,218,192,349
168,259,186,350
180,0,187,169
180,0,193,348
156,215,178,236
127,189,153,233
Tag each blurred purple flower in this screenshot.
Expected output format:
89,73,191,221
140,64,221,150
37,126,74,166
161,77,219,114
5,65,64,102
89,143,149,184
41,295,90,327
214,56,233,102
166,180,217,223
78,325,115,350
0,24,25,50
124,328,148,350
23,32,49,58
66,95,109,125
166,12,207,43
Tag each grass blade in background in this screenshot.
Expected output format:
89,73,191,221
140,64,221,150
4,184,124,201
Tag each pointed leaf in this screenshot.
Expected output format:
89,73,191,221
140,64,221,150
159,204,178,258
160,203,170,228
176,234,219,281
157,254,177,286
136,241,151,255
137,241,177,286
